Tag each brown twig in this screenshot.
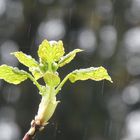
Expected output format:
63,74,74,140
23,133,32,140
22,119,45,140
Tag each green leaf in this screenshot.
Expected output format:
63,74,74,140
50,40,65,61
12,51,39,67
69,66,112,83
38,40,50,63
0,65,28,84
58,49,83,67
12,51,43,80
38,40,65,63
29,67,43,80
43,72,60,87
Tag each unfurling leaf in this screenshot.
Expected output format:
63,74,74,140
69,66,112,83
44,99,59,122
38,40,65,63
29,67,43,80
38,40,51,63
0,65,28,84
12,51,39,67
43,72,60,87
50,40,65,61
12,51,43,80
58,49,83,67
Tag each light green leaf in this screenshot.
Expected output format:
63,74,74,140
58,49,83,67
12,51,39,67
50,40,65,61
37,40,65,63
38,40,50,63
69,66,112,83
29,67,43,80
43,72,60,87
12,51,43,80
0,65,28,84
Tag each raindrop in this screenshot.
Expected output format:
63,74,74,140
0,107,20,140
126,56,140,76
122,82,140,105
78,29,96,53
0,106,16,121
124,27,140,55
99,25,117,58
125,0,140,24
95,0,112,20
2,85,21,103
0,40,19,66
38,19,66,40
107,95,127,120
6,1,23,20
0,120,21,140
123,111,140,140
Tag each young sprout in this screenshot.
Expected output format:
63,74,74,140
0,40,112,140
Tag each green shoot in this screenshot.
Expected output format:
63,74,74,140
0,39,112,139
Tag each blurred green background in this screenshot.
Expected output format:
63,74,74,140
0,0,140,140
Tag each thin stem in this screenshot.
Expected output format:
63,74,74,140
48,62,52,72
27,73,44,93
55,73,71,94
